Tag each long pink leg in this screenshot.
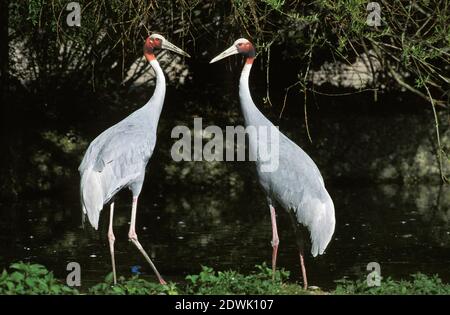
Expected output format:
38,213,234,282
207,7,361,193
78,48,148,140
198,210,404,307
269,205,280,280
288,211,308,289
299,250,308,290
128,196,166,285
108,202,117,285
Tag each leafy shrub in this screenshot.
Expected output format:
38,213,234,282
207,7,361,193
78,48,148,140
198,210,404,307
89,273,178,295
334,273,450,295
184,263,308,295
2,261,449,295
0,262,78,295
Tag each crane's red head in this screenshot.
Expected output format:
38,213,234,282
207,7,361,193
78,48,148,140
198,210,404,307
235,38,256,59
144,34,190,62
144,34,163,61
210,38,256,64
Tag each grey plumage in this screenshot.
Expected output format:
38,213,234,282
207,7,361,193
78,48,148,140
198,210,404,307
243,112,335,257
239,62,335,257
78,34,189,285
256,130,335,257
210,38,335,274
79,56,166,230
79,106,157,229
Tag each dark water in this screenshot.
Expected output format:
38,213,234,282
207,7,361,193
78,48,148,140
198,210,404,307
1,179,449,290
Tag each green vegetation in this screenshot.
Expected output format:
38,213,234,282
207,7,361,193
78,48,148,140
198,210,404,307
183,263,306,295
335,273,450,295
9,0,448,100
0,262,78,295
89,273,179,295
1,262,450,295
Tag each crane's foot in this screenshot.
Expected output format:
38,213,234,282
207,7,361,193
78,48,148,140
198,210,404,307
128,196,166,285
129,234,167,285
159,278,167,285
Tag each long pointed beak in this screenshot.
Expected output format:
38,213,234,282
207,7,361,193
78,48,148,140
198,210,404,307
162,40,190,58
210,45,239,63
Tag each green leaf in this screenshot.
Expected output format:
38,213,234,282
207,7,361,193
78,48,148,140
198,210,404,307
0,269,8,283
10,263,25,271
38,279,49,292
6,281,15,291
30,264,48,275
185,274,198,284
10,271,25,282
104,272,114,284
112,286,125,294
25,278,35,287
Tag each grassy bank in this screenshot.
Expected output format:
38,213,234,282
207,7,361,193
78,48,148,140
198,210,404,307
1,262,450,295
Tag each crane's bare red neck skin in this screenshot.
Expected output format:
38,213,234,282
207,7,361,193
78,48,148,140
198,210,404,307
144,37,162,62
238,42,256,64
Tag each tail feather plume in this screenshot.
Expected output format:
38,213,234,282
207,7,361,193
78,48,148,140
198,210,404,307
309,197,335,257
80,168,104,230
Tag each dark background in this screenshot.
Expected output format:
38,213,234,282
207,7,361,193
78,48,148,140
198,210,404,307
0,0,449,288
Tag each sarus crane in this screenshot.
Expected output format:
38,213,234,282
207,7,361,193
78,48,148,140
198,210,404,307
79,34,190,285
210,38,335,289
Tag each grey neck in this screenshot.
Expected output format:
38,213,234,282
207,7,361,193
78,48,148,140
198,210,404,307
239,62,267,127
144,59,166,129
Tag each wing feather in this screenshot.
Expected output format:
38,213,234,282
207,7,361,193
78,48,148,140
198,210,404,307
257,131,335,257
79,115,156,229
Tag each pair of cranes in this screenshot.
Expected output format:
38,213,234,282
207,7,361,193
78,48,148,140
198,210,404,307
79,34,335,289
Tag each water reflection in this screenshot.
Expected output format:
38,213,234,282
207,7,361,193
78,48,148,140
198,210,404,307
0,183,449,290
